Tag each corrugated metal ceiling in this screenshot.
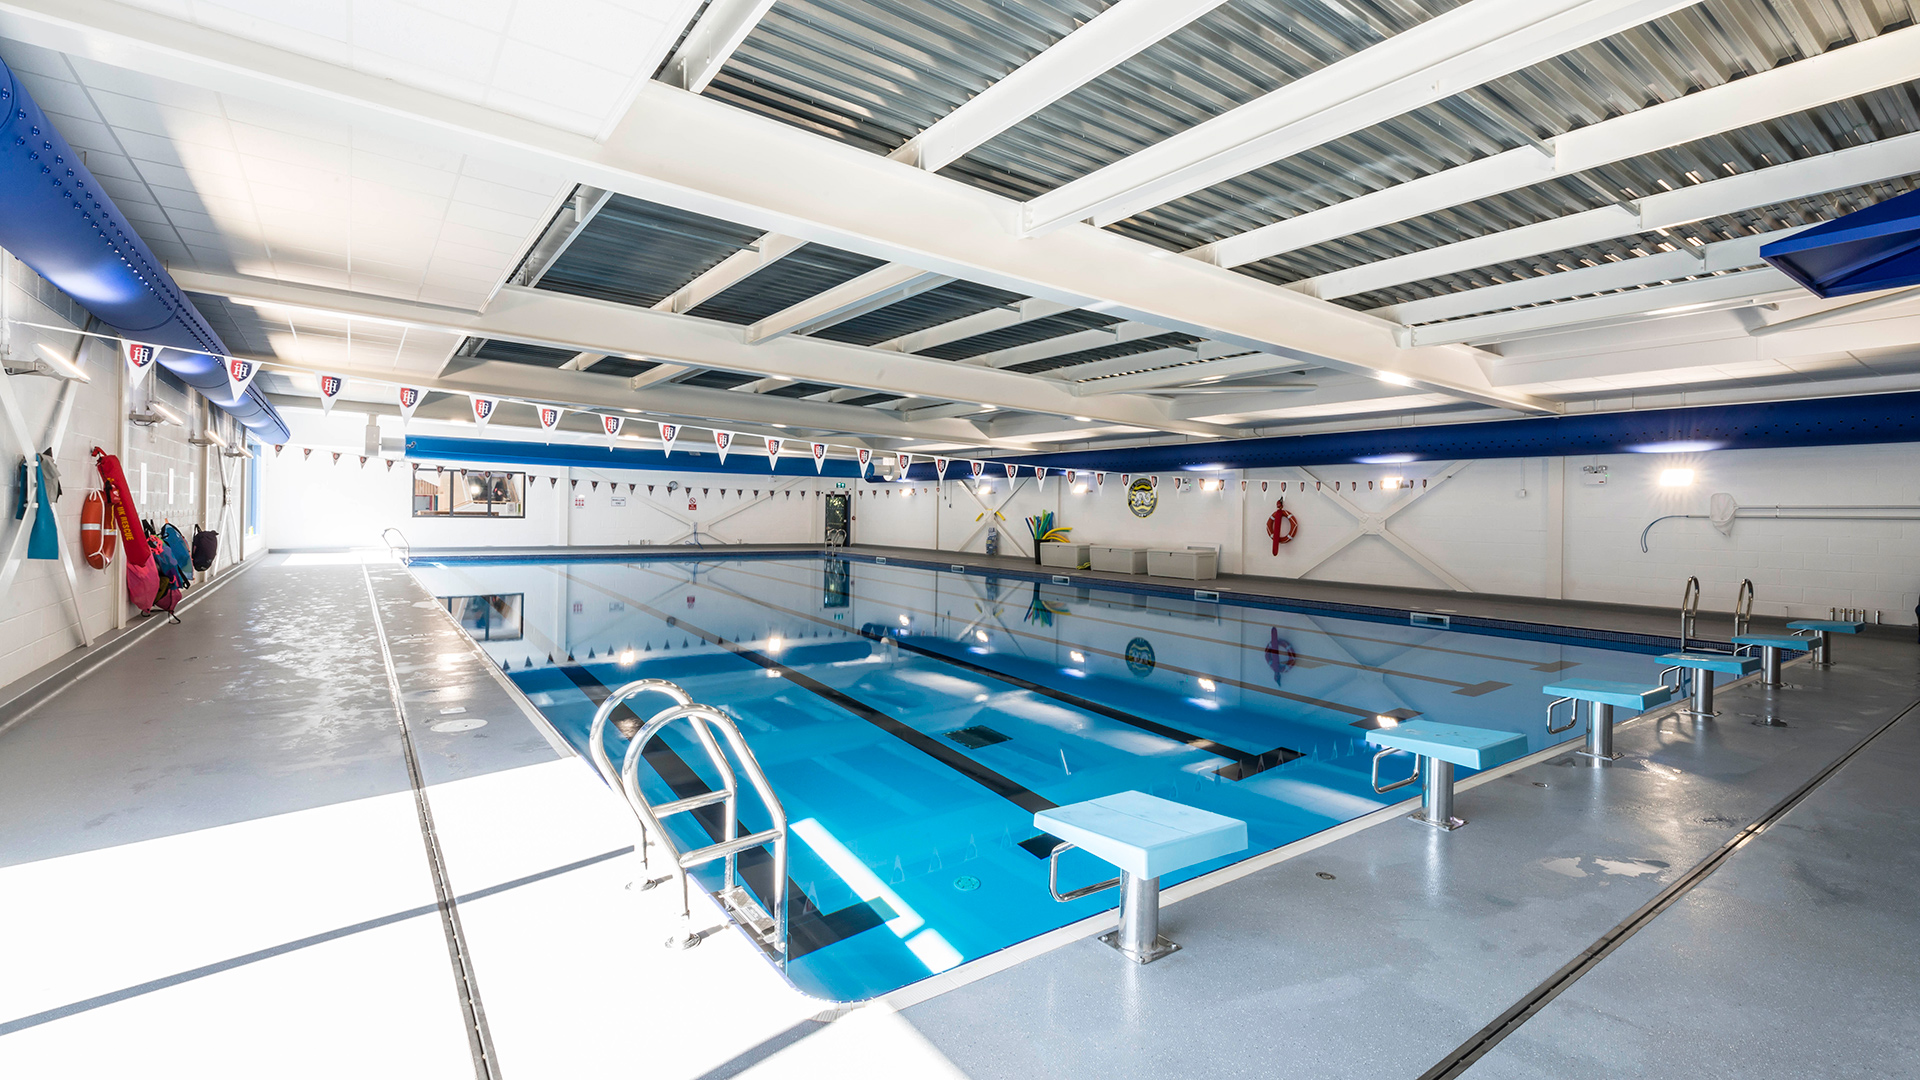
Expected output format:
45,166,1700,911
539,196,763,308
812,279,1027,346
685,241,887,324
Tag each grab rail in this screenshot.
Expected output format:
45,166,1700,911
1371,747,1421,794
587,679,692,873
1734,579,1754,639
1046,841,1120,902
1678,576,1700,653
616,699,789,962
1545,695,1578,735
380,527,411,564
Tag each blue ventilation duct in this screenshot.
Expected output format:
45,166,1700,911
1761,187,1920,299
904,391,1920,478
0,54,289,443
404,435,870,479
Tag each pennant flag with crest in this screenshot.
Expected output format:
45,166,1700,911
1003,462,1017,479
857,448,872,476
468,394,496,433
894,452,911,477
602,414,624,438
318,373,346,415
1035,467,1048,490
811,443,828,472
713,430,733,463
537,405,564,434
765,437,784,469
970,460,984,478
933,457,948,480
222,356,259,402
123,340,159,389
1065,470,1076,486
1096,471,1106,489
397,386,424,425
659,422,678,456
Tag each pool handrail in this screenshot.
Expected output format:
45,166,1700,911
615,696,790,964
587,678,694,871
1734,578,1755,640
380,527,410,564
1679,576,1700,653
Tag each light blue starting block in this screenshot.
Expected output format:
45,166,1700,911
1733,634,1812,688
1658,652,1762,719
1543,679,1673,760
1364,720,1528,831
1786,620,1865,667
1036,791,1246,963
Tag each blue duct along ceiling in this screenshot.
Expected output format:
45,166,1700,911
1761,187,1920,300
0,55,290,444
899,391,1920,479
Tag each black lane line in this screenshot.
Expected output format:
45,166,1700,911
1419,696,1920,1080
692,559,1425,721
558,665,889,959
562,572,1059,815
652,566,1306,779
799,554,1554,677
0,847,631,1037
365,568,499,1080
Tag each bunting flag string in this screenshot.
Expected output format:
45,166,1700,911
223,357,260,403
318,373,346,415
123,340,159,390
468,394,497,434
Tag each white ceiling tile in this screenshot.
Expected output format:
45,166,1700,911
134,160,253,200
39,113,119,156
348,130,466,173
434,222,527,254
13,72,103,121
0,36,85,80
448,173,555,217
187,0,353,62
401,0,517,33
215,96,355,145
426,238,519,268
452,157,567,197
416,282,494,306
106,130,190,170
230,126,352,171
75,151,141,182
487,40,629,113
442,199,542,237
506,0,668,76
94,174,161,207
350,151,462,198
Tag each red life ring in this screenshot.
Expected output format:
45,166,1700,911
81,490,117,569
1265,628,1297,684
1266,498,1299,555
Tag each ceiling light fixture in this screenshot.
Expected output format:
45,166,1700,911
33,343,91,382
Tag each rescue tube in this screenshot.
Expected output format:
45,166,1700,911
81,490,117,569
90,449,150,566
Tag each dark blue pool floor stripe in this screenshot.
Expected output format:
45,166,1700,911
638,567,1305,781
558,665,891,959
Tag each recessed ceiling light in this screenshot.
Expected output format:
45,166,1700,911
1072,415,1091,422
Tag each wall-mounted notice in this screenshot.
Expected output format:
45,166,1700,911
612,496,627,507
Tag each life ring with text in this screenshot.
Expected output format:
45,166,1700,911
81,490,117,569
1266,498,1299,555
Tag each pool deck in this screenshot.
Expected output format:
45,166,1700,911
0,548,1914,1078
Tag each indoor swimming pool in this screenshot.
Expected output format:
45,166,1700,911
408,554,1663,1001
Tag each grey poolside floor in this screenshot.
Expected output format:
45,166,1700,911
1,549,1915,1078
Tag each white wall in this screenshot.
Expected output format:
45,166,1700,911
0,252,253,691
834,445,1920,626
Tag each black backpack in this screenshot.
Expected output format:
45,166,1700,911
191,524,219,572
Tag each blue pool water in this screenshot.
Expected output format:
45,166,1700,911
408,554,1661,1001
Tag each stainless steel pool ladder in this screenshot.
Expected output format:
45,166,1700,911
589,678,790,962
1678,576,1700,653
381,527,411,564
1733,579,1755,652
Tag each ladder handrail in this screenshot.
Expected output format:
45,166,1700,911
614,697,789,962
380,527,411,563
588,679,694,872
1679,576,1700,653
1734,579,1755,638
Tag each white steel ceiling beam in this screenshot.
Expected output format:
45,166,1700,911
1068,352,1311,393
0,0,1551,415
172,270,1238,437
961,322,1168,369
1043,345,1200,383
1307,129,1920,301
653,232,807,314
871,298,1073,354
1406,267,1799,346
746,264,953,343
1020,0,1698,234
1194,24,1920,270
889,0,1232,173
659,0,779,94
1371,227,1800,327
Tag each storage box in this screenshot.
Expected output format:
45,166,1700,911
1089,545,1149,574
1146,548,1217,580
1039,542,1090,569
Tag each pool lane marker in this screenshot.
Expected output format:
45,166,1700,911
693,558,1485,713
620,566,1307,782
554,663,892,959
784,554,1558,678
1419,695,1920,1080
362,567,499,1080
